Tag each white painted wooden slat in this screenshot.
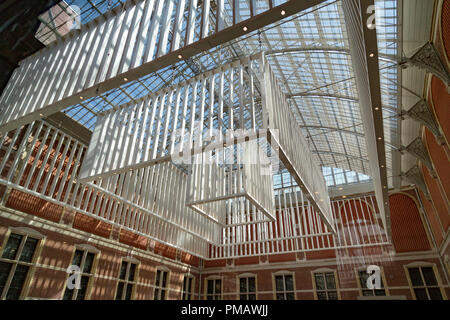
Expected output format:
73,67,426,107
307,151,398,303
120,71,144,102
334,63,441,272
171,0,187,51
157,0,175,58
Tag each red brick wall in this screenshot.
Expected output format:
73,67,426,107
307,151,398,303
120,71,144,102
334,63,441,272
0,215,201,300
389,193,431,252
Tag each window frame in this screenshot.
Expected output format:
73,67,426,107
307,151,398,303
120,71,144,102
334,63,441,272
237,273,257,300
355,266,389,297
404,262,447,300
62,244,99,300
311,268,340,300
272,271,296,300
0,227,45,300
115,257,140,300
204,275,222,300
153,267,170,300
181,274,195,300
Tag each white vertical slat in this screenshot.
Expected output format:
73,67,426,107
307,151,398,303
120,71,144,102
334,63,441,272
130,0,156,69
201,0,211,39
106,3,137,81
185,0,198,45
157,0,176,58
4,124,35,181
171,0,187,51
118,0,145,74
143,0,166,63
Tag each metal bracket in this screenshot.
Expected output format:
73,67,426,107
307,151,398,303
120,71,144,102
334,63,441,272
400,42,450,90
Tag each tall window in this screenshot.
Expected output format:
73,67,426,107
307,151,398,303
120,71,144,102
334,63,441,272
63,248,97,300
154,269,169,300
182,275,194,300
274,274,295,300
314,272,338,300
358,270,386,296
206,278,221,300
0,232,40,299
239,276,256,300
407,266,443,300
115,260,138,300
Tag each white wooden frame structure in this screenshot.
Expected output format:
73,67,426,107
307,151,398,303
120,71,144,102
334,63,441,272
0,121,390,259
78,53,335,233
186,139,276,226
0,0,325,134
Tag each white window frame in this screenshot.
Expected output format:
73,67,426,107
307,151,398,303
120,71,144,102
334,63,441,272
404,262,447,300
273,271,296,300
237,273,257,300
154,267,170,300
205,275,222,300
0,227,44,300
181,274,195,300
355,266,389,297
312,268,340,300
62,244,99,300
115,257,140,300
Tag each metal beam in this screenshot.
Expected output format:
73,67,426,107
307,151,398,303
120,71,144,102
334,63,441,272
342,0,391,241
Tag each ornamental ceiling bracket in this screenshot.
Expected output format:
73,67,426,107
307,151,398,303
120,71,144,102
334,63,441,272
399,137,436,177
401,99,445,145
401,165,430,200
400,41,450,91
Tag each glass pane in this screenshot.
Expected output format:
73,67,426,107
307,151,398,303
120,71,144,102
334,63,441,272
5,264,29,300
317,291,327,300
72,250,83,267
119,262,127,280
154,288,159,300
325,273,336,289
183,277,187,292
63,287,74,300
162,271,168,288
358,270,368,288
76,276,90,300
414,288,428,300
83,252,95,273
188,277,193,292
285,275,294,291
240,294,247,300
374,289,386,296
314,274,325,290
239,278,247,293
207,280,214,294
0,262,12,296
248,294,256,300
248,277,256,292
286,293,295,300
115,282,124,300
125,284,133,300
207,295,214,300
128,263,136,281
276,293,285,300
408,268,423,286
421,267,437,286
275,276,284,291
161,289,166,300
19,238,38,263
427,288,443,300
362,290,374,296
2,233,23,260
327,291,338,300
215,279,221,294
155,270,161,286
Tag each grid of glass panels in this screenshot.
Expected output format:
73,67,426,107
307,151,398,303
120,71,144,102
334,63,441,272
44,0,399,187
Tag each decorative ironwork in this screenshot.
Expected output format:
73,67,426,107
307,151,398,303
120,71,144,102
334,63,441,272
400,137,436,177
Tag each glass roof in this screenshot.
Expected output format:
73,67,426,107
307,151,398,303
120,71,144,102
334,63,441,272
39,0,399,188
